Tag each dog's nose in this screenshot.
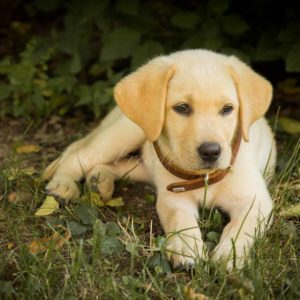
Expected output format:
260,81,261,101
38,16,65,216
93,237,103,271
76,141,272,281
197,143,221,163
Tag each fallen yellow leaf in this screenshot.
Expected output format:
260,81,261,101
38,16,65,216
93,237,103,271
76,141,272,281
105,197,124,207
279,117,300,134
28,229,71,254
7,242,14,250
184,286,210,300
35,195,59,216
280,203,300,218
16,144,41,154
5,167,35,180
90,193,124,208
7,191,17,203
91,192,105,207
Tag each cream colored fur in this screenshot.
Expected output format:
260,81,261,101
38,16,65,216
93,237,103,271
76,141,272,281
44,49,276,270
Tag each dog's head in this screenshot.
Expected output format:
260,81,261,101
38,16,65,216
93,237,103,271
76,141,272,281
114,50,272,172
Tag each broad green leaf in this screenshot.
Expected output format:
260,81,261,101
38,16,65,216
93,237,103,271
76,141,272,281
32,92,45,112
280,203,300,218
0,57,11,72
278,23,300,43
221,48,250,64
48,76,77,93
208,0,230,15
131,40,164,69
205,241,216,251
33,79,47,89
10,61,36,88
254,31,284,62
148,253,171,273
171,12,200,30
47,94,70,112
101,237,124,255
67,221,87,235
281,222,298,238
222,14,249,36
183,33,223,51
46,216,64,227
75,204,98,225
0,83,11,101
91,81,106,99
286,44,300,72
207,231,220,243
69,53,82,74
183,33,205,49
184,21,223,50
212,209,223,224
106,222,121,236
34,0,62,12
101,28,141,61
93,219,106,237
121,274,141,287
204,37,224,51
125,242,138,256
35,196,59,216
75,84,92,106
116,0,139,15
107,70,125,84
278,117,300,134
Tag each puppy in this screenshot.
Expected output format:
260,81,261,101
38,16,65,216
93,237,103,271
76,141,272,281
44,49,276,270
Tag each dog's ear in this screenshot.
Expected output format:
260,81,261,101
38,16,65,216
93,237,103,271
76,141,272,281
114,58,175,142
228,56,273,142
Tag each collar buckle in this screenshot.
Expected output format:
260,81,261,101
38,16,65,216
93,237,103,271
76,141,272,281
172,186,186,193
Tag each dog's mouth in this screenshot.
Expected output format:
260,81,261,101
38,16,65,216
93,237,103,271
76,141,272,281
199,163,218,171
172,157,222,175
188,162,221,174
166,151,225,175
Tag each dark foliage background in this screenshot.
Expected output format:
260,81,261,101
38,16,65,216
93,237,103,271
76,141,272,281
0,0,299,120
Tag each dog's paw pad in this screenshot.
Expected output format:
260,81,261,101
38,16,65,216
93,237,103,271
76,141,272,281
86,168,115,200
173,260,195,272
166,235,207,270
212,242,246,270
45,177,80,201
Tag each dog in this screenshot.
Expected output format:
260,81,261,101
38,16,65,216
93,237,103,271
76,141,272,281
44,49,276,270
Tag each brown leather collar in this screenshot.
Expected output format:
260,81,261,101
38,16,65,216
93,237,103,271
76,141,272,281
153,128,242,193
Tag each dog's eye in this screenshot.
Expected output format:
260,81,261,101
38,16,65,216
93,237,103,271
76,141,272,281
173,103,192,115
221,104,234,116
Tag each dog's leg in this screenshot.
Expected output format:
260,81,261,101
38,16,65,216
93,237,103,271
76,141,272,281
45,113,146,201
212,175,273,270
86,158,151,200
156,192,207,269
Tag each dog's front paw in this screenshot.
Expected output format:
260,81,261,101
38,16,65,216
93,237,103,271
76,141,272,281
212,241,247,270
86,165,115,200
45,175,80,201
165,234,207,269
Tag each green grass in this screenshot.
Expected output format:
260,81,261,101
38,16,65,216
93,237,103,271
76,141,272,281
0,127,299,300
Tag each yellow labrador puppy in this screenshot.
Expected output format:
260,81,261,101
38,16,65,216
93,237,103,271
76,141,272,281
44,49,276,270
